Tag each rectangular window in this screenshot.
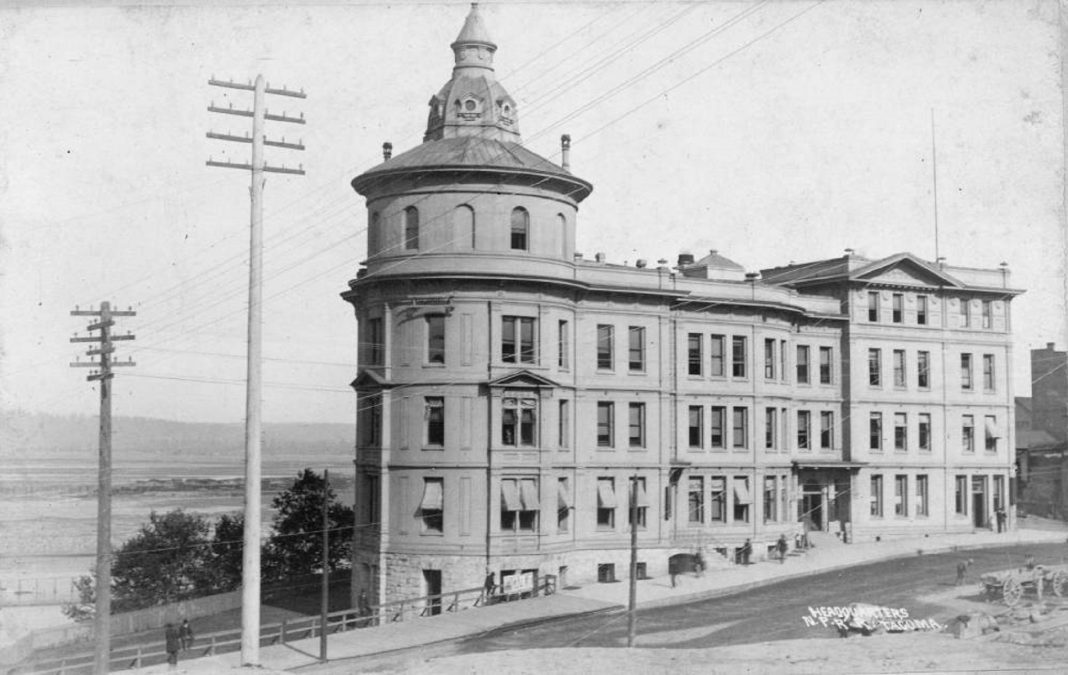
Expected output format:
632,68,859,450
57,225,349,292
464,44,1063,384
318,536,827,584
688,406,703,448
557,478,571,532
797,410,811,450
894,413,907,451
796,345,810,384
558,400,570,448
870,475,883,517
993,475,1005,512
502,316,535,364
868,291,880,322
732,407,748,448
820,411,833,449
763,476,777,523
627,477,648,528
961,353,973,390
628,326,645,372
765,408,777,450
709,335,725,376
501,397,536,447
426,397,445,447
868,348,881,386
894,475,908,516
918,413,931,451
955,475,967,514
366,474,380,528
870,412,882,451
917,351,930,389
781,340,788,384
628,403,645,448
960,300,971,328
596,478,616,529
596,324,614,370
558,320,569,370
962,415,975,453
985,415,997,452
597,402,614,447
733,477,751,523
731,336,747,378
819,346,832,384
983,354,995,391
917,295,928,325
426,315,445,364
710,406,725,448
710,477,727,522
500,478,539,532
892,293,903,323
364,394,382,447
916,475,929,517
981,300,992,329
688,476,704,524
365,317,384,365
405,207,419,250
764,338,776,379
420,477,444,532
687,333,702,376
893,349,906,387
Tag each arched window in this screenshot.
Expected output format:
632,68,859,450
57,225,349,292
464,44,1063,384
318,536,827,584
510,207,529,251
453,204,475,249
404,206,419,250
557,213,567,258
369,211,380,253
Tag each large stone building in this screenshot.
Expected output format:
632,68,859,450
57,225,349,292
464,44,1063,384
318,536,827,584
342,4,1022,606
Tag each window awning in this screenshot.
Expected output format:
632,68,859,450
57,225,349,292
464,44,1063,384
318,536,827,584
635,480,650,508
710,477,726,492
733,478,752,505
558,481,572,510
520,479,540,510
501,480,522,511
985,418,1000,438
420,479,443,511
597,480,616,508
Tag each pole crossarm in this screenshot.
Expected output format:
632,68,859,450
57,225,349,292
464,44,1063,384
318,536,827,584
206,160,306,175
207,132,306,150
71,309,136,317
207,105,305,125
209,77,307,99
71,334,135,343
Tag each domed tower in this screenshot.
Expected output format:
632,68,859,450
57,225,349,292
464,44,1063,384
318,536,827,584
344,4,593,607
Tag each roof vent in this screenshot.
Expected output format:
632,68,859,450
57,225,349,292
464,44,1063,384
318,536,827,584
561,134,571,171
636,259,647,269
383,142,393,161
677,253,695,266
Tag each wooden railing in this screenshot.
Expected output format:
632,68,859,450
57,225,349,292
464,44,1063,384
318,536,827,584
13,577,556,675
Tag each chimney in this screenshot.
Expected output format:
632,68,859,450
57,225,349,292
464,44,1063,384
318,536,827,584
677,253,695,267
636,259,647,269
844,248,854,257
383,142,393,161
561,134,571,171
1048,342,1056,351
594,252,606,263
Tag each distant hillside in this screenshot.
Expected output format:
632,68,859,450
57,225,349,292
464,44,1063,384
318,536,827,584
0,411,354,460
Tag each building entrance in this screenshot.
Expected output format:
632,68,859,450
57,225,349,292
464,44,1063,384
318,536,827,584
422,569,442,615
802,490,823,531
972,476,988,529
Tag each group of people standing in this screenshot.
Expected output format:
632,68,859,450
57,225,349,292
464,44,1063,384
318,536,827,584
164,619,194,668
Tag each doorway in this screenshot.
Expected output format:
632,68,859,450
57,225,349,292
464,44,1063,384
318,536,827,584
972,476,988,529
422,569,442,616
802,490,823,531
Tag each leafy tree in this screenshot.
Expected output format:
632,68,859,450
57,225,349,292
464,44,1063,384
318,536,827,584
109,509,217,611
263,469,354,581
62,573,96,621
211,511,245,592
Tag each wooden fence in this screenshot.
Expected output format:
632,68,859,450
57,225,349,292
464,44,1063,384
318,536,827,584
11,576,556,674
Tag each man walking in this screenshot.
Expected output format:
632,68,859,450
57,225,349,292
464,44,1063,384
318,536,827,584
741,538,752,565
164,623,180,669
777,534,789,563
179,618,194,651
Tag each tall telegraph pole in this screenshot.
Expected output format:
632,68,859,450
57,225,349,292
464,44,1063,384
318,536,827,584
207,75,306,666
70,301,136,674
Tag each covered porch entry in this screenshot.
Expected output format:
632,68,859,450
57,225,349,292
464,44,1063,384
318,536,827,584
792,460,864,538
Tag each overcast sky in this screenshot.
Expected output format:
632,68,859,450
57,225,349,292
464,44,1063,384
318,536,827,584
0,0,1062,424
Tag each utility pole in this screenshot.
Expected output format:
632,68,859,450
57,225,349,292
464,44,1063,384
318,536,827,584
70,301,136,675
320,468,330,662
207,74,306,667
627,474,638,647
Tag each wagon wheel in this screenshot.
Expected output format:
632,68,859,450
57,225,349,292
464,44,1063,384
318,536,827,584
1052,570,1068,598
1002,578,1023,607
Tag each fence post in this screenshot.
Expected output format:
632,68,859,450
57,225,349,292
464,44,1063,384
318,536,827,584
280,618,286,645
135,646,142,669
209,635,216,656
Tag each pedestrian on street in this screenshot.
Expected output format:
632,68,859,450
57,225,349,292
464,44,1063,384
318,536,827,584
996,508,1006,533
164,623,180,669
955,559,972,585
179,618,194,651
777,534,788,563
482,570,495,603
741,538,752,565
694,550,705,578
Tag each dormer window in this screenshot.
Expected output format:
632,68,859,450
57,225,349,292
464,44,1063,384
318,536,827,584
457,96,483,120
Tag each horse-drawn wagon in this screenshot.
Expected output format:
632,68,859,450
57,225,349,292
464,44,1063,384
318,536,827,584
980,564,1068,606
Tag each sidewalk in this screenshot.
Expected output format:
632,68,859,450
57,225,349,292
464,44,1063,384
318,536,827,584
131,526,1068,674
